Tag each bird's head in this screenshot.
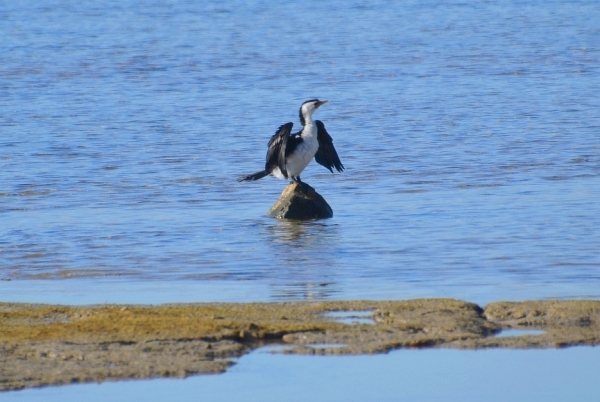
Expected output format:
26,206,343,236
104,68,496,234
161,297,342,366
299,99,328,126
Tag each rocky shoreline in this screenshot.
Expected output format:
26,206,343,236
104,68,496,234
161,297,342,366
2,299,599,391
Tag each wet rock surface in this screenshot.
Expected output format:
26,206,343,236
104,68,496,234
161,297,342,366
1,299,600,391
267,182,333,219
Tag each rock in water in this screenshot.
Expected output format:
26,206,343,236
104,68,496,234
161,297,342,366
267,182,333,220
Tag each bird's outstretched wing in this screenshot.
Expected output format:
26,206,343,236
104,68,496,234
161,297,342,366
265,122,293,178
314,120,344,173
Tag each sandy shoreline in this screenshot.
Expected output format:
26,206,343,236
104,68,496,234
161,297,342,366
2,299,599,391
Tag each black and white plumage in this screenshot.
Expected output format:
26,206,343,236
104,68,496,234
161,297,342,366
238,99,344,184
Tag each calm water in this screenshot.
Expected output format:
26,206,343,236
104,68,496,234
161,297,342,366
6,347,600,402
2,0,600,305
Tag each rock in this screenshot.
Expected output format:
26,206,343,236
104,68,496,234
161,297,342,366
3,299,600,390
267,182,333,220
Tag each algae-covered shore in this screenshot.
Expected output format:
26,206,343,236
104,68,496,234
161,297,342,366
2,299,600,391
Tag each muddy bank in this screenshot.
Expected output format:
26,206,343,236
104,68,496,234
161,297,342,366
1,299,599,391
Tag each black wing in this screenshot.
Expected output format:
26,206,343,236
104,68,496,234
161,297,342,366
265,122,293,178
314,120,344,173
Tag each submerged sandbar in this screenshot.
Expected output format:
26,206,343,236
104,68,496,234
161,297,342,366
1,299,599,391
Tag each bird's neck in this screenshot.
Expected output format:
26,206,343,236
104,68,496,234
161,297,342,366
301,114,316,134
301,118,317,138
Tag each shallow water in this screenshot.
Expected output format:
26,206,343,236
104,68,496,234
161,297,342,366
5,347,600,402
2,1,600,304
495,328,546,338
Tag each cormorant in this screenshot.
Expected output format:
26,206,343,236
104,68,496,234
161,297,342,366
238,99,344,184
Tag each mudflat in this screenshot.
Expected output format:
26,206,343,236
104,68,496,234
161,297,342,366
2,299,599,391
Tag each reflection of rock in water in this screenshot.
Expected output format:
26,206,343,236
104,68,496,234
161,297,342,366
267,182,333,220
266,219,333,244
270,282,340,301
262,220,341,299
264,217,339,246
267,219,309,243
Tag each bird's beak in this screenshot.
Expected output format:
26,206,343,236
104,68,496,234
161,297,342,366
316,100,328,108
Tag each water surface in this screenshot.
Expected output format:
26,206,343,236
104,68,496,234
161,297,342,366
1,0,599,304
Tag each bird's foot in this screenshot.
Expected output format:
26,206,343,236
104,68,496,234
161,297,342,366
292,177,310,191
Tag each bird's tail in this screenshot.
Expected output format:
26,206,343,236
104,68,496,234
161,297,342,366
238,170,269,182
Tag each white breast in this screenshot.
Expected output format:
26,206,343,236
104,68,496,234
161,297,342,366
286,123,318,178
270,122,319,180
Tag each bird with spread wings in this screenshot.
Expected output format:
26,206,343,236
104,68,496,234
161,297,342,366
239,99,344,184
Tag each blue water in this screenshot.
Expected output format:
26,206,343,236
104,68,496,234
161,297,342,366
0,0,600,302
2,0,599,304
2,0,600,399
